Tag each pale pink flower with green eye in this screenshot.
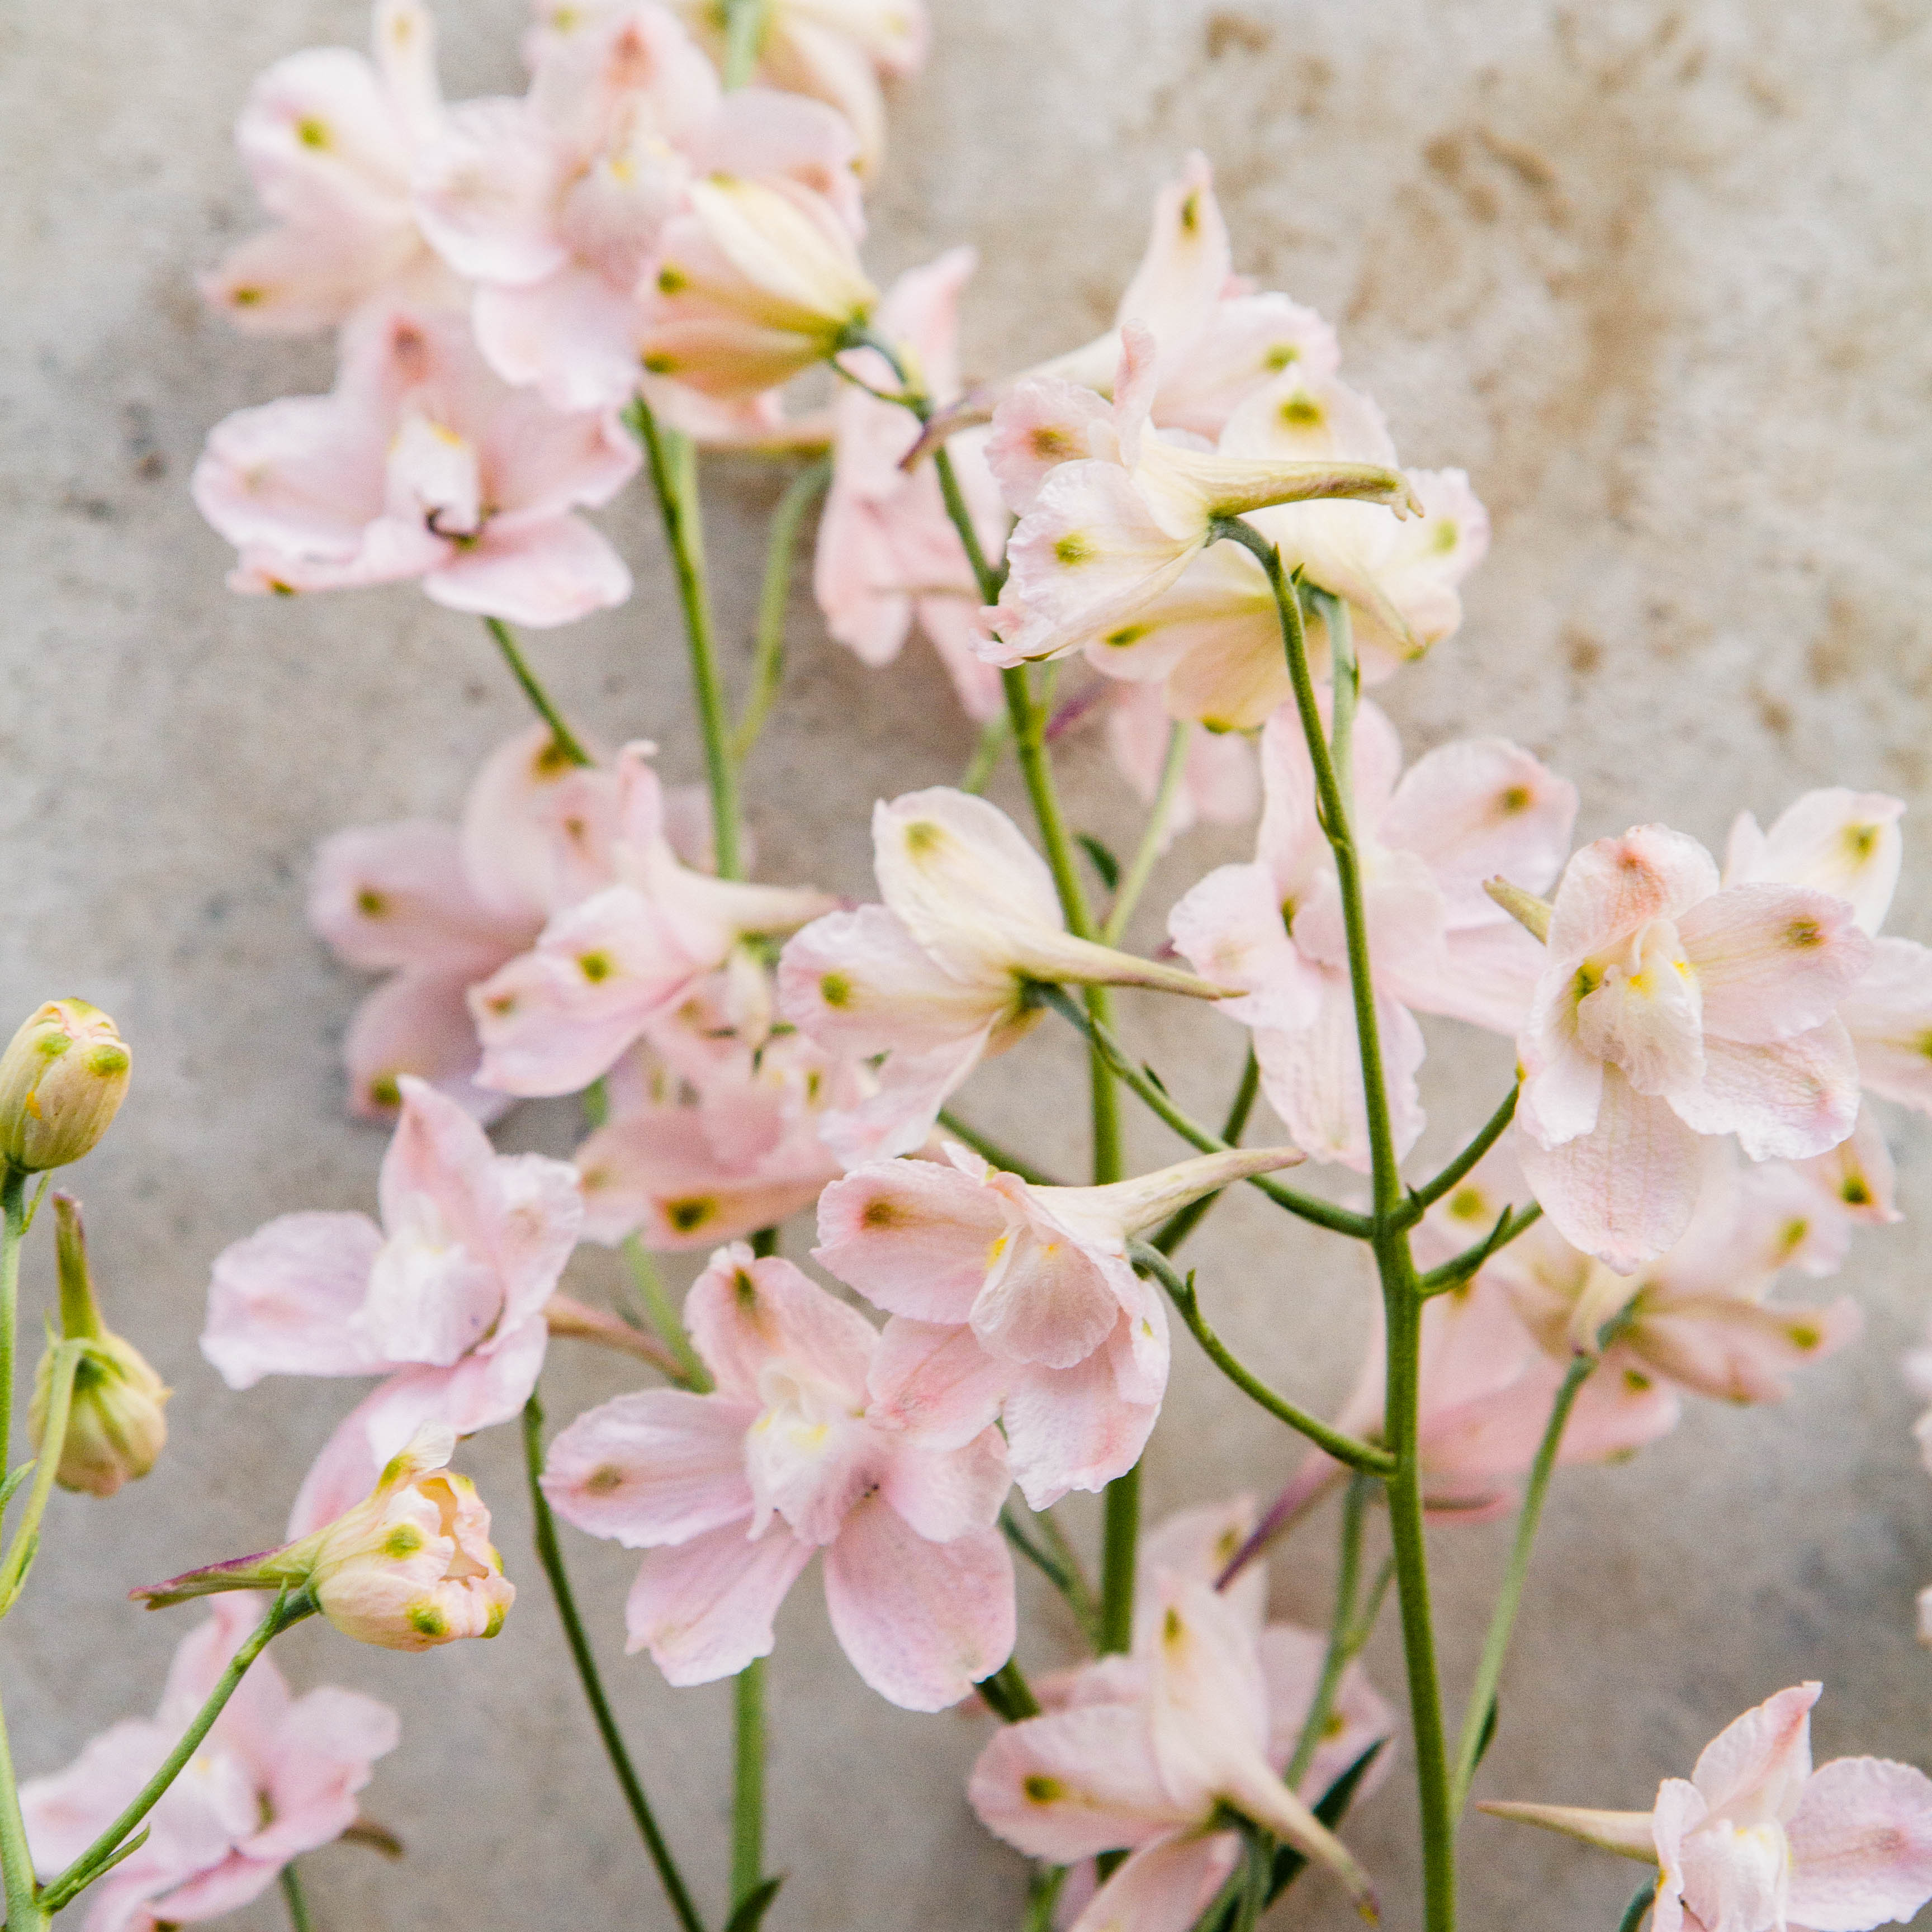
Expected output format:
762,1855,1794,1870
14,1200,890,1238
193,305,640,627
20,1594,398,1932
778,786,1230,1164
202,0,461,337
815,1143,1301,1505
1483,1683,1932,1932
542,1243,1014,1711
470,743,834,1096
1168,700,1577,1172
815,247,1007,722
202,1077,581,1535
969,1545,1381,1928
413,1,861,416
1513,823,1874,1274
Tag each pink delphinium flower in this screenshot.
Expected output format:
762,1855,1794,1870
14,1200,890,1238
815,247,1006,721
778,787,1230,1164
202,0,461,336
470,742,834,1096
193,305,639,627
1482,1683,1932,1932
202,1078,581,1533
413,1,861,415
816,1143,1301,1504
1512,822,1873,1272
1169,700,1577,1171
1104,680,1261,853
969,1501,1384,1926
21,1595,397,1932
542,1243,1014,1711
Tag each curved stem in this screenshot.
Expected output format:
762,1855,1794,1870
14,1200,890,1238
1024,1865,1069,1932
621,1237,710,1390
0,1340,83,1615
1000,1506,1099,1647
1130,1244,1395,1476
733,458,830,764
1101,720,1190,946
1399,1085,1522,1228
1616,1879,1659,1932
1284,1475,1371,1790
1151,1048,1260,1257
731,1660,765,1911
0,1166,25,1488
961,716,1010,793
483,619,592,768
44,1590,313,1912
0,1682,43,1932
1036,987,1372,1240
976,1656,1041,1723
629,398,742,880
280,1862,316,1932
1450,1353,1593,1812
1418,1205,1543,1299
520,1395,707,1932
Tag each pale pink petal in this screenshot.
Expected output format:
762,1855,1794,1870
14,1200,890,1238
684,1245,876,1405
247,1686,400,1862
202,1212,389,1389
985,377,1115,518
471,269,648,413
542,1389,757,1547
624,1522,813,1683
1137,1498,1265,1637
1690,1682,1819,1815
1153,291,1340,440
1253,974,1426,1172
425,514,632,627
1786,1755,1932,1932
1651,1777,1710,1932
864,1317,1009,1448
1517,1070,1704,1273
343,969,512,1125
1546,826,1721,970
1257,1625,1396,1801
1630,1295,1862,1405
1727,789,1904,937
821,1502,1015,1711
1418,918,1549,1035
1677,884,1873,1045
968,1706,1182,1860
410,96,569,285
1669,1020,1862,1162
1002,1342,1161,1510
1840,937,1932,1112
813,1158,1011,1323
1067,1832,1242,1932
970,1231,1126,1371
880,1427,1010,1542
1167,861,1322,1033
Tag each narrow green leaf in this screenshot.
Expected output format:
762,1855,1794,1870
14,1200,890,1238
1077,834,1121,891
725,1874,784,1932
1474,1694,1501,1772
1265,1739,1385,1903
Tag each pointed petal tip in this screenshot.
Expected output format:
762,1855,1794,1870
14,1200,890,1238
1485,876,1554,943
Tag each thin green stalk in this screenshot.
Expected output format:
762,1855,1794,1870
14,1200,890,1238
0,1341,83,1616
1450,1353,1593,1812
1097,1462,1140,1655
1152,1048,1260,1257
629,397,742,880
1616,1879,1658,1932
721,0,766,86
977,1657,1041,1722
1228,515,1457,1931
280,1862,315,1932
935,1111,1064,1188
0,1679,45,1932
483,618,592,768
962,716,1010,793
0,1165,25,1485
1001,1507,1098,1645
622,1237,709,1390
1398,1085,1522,1228
733,458,830,764
1230,1829,1272,1932
44,1590,313,1911
1284,1476,1371,1790
1101,721,1190,945
521,1396,708,1932
933,446,1002,602
1131,1244,1394,1476
1418,1205,1543,1299
731,1659,765,1912
1035,987,1372,1240
1024,1865,1069,1932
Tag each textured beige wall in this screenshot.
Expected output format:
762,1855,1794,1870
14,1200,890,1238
4,1,1932,1927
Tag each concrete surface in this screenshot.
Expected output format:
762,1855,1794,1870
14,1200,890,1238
4,1,1932,1927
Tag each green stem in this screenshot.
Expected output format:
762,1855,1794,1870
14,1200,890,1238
1616,1879,1658,1932
0,1341,83,1615
1398,1085,1522,1228
521,1396,707,1932
935,1112,1064,1188
622,1237,710,1391
43,1590,314,1912
1024,1865,1069,1932
1131,1244,1395,1476
1035,987,1372,1240
1231,1829,1271,1932
0,1166,25,1488
1450,1353,1592,1812
1151,1048,1260,1257
733,458,830,764
280,1862,316,1932
629,397,741,880
731,1659,765,1911
483,619,592,768
720,0,766,85
977,1656,1041,1723
1417,1205,1543,1299
1228,515,1457,1932
961,716,1010,794
1000,1506,1100,1647
1284,1476,1371,1791
1097,1461,1140,1655
1101,721,1190,945
0,1680,44,1932
933,445,1002,602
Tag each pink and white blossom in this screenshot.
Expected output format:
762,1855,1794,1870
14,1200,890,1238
1513,823,1873,1273
202,1078,582,1534
542,1243,1014,1711
969,1499,1383,1927
815,248,1006,721
1170,702,1577,1170
202,1,460,336
471,742,834,1096
194,305,640,626
1104,681,1261,852
816,1143,1300,1505
414,2,861,414
1483,1683,1932,1932
21,1595,397,1932
779,787,1229,1164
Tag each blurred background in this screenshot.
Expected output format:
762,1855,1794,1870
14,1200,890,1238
4,1,1932,1926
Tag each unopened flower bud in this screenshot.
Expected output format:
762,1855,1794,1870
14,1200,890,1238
32,1331,169,1498
0,1001,131,1173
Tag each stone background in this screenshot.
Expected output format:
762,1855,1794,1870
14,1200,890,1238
4,0,1932,1926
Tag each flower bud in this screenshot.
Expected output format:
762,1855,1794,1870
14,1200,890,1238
32,1333,169,1498
0,1001,131,1173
